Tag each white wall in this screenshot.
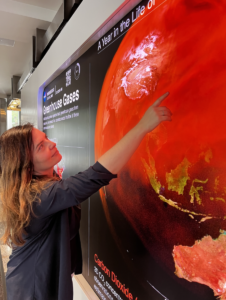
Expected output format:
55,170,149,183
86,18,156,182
21,0,141,130
73,275,100,300
73,276,89,300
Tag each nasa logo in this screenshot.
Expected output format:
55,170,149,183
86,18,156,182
43,91,47,102
74,63,81,80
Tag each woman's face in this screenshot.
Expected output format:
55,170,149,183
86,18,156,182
32,128,62,176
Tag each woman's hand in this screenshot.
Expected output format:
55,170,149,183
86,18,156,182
98,92,172,174
138,92,172,134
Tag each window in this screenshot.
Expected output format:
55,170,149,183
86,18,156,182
7,110,20,129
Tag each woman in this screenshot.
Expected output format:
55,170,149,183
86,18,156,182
1,92,171,300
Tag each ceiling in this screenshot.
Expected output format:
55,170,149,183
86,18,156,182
0,0,63,98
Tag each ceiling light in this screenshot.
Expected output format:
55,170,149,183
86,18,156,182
7,99,21,111
0,38,15,47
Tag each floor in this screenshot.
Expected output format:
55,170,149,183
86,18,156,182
0,222,11,273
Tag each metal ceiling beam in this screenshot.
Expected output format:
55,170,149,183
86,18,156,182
18,0,83,92
11,76,21,99
36,0,83,63
36,29,46,63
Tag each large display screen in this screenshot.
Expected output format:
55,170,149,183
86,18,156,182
43,0,226,299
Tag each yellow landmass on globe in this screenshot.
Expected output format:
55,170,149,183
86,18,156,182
141,157,161,194
142,152,225,222
158,195,212,219
210,197,225,203
166,157,190,195
189,179,208,205
199,148,213,163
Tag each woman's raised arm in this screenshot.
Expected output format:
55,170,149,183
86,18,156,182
98,92,172,174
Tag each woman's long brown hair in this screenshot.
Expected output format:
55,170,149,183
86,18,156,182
0,123,59,247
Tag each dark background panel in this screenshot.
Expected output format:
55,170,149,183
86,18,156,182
43,55,91,281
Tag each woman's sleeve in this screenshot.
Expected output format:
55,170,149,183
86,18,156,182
33,161,117,218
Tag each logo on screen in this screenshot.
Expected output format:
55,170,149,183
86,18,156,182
43,91,47,102
74,63,81,80
66,69,71,87
55,86,63,95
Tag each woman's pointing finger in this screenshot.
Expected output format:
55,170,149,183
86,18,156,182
152,92,170,107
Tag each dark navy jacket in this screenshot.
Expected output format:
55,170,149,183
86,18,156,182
6,162,117,300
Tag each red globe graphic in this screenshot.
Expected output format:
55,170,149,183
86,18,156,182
95,0,226,291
